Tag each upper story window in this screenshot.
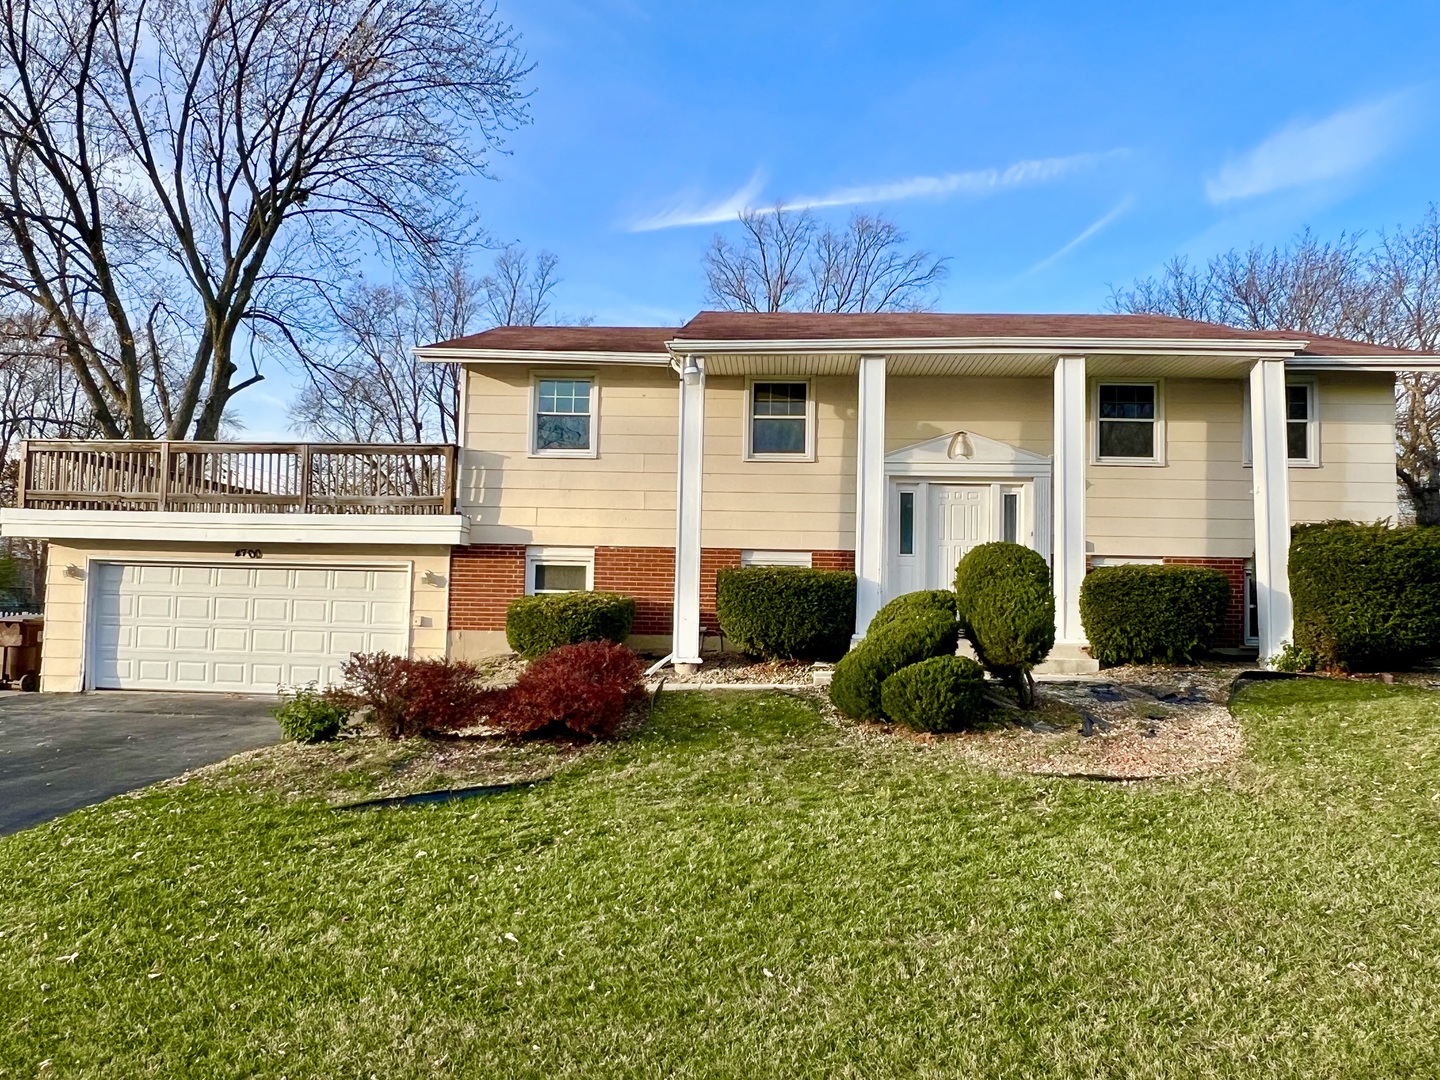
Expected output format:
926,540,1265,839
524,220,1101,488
532,376,595,457
1286,382,1317,464
747,380,814,460
1242,378,1319,467
1094,382,1163,464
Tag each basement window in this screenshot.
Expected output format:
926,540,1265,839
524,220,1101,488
525,547,594,594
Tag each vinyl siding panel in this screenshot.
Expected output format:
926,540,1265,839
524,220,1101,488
462,364,678,547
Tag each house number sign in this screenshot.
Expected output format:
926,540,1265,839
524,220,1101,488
234,548,263,559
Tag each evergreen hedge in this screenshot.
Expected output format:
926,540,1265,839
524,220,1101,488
867,589,957,635
505,591,636,659
953,542,1054,698
829,610,959,721
714,566,856,661
1290,522,1440,670
879,655,986,733
1079,564,1231,665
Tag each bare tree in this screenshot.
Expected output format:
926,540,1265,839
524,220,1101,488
0,0,530,441
1108,210,1440,523
291,244,589,442
704,205,948,313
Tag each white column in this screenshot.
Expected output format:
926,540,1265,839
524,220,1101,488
1052,355,1087,644
1249,358,1293,660
853,353,887,642
671,355,705,664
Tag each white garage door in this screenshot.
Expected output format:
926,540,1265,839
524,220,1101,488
90,562,410,692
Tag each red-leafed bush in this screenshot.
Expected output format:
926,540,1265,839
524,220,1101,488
339,653,499,739
495,641,645,741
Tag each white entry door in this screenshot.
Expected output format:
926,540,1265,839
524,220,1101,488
90,562,410,692
931,484,992,589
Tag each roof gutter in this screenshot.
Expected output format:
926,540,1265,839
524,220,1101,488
662,335,1309,357
413,347,673,366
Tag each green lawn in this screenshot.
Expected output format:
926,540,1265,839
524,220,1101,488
3,680,1440,1077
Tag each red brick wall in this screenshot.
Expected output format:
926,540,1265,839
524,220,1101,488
449,544,857,635
448,544,526,631
594,547,674,635
1162,556,1249,648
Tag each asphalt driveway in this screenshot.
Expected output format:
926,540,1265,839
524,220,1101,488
0,692,280,836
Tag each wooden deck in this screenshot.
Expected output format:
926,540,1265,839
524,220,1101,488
16,441,457,515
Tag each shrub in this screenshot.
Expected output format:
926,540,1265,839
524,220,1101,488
714,566,857,661
505,591,636,660
273,685,350,743
494,641,645,741
867,589,957,635
1291,522,1440,670
879,655,987,733
340,653,497,739
954,542,1055,703
829,611,960,721
1079,564,1231,666
1270,641,1320,673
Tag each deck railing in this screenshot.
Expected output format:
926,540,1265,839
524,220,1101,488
16,441,457,515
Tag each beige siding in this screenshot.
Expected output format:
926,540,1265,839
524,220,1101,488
1087,379,1252,558
886,376,1054,455
461,364,678,547
39,542,449,693
1290,371,1397,524
701,375,856,549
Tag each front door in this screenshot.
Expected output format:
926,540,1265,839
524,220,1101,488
931,484,992,589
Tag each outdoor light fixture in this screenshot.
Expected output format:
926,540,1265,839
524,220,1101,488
64,563,84,579
422,570,445,586
681,357,701,382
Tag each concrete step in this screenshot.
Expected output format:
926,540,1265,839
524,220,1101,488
1034,644,1100,676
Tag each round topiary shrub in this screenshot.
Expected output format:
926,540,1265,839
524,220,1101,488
714,566,857,661
505,591,636,659
273,685,350,743
879,654,986,733
954,542,1055,705
867,589,957,635
1079,564,1231,665
829,611,960,721
1290,522,1440,671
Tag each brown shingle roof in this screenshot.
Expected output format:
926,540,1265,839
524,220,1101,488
675,310,1295,343
422,312,1431,358
425,325,676,353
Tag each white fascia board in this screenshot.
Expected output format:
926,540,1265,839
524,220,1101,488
0,508,467,546
1286,356,1440,371
413,347,673,367
666,336,1307,358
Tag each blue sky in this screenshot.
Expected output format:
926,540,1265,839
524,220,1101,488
239,0,1440,432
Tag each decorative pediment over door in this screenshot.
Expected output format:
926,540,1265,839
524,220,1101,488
884,431,1052,478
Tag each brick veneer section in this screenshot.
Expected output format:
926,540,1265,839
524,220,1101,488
449,544,856,634
1162,556,1249,648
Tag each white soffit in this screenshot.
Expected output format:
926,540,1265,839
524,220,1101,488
0,509,468,546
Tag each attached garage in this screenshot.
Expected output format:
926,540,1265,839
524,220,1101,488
89,562,410,693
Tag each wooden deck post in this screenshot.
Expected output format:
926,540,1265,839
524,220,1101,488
299,444,313,512
156,441,171,511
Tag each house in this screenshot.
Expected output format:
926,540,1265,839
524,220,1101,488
2,311,1435,692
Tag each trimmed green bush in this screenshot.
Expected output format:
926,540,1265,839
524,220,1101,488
879,655,986,733
506,591,636,659
954,542,1055,702
829,611,960,721
715,566,856,661
1291,522,1440,670
867,589,957,635
1079,564,1231,666
273,686,350,743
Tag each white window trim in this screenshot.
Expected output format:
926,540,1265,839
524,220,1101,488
1091,379,1166,466
744,376,816,462
1242,376,1320,468
1089,555,1164,567
740,550,813,568
529,372,599,459
524,546,595,595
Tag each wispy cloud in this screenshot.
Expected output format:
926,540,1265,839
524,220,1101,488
1028,195,1136,273
1205,92,1419,204
629,150,1124,232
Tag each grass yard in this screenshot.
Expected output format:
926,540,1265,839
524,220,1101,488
3,679,1440,1077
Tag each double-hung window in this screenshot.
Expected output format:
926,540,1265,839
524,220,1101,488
747,380,812,459
1242,379,1319,466
532,376,595,456
1095,382,1162,463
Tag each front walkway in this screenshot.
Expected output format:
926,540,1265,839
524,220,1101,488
0,692,279,835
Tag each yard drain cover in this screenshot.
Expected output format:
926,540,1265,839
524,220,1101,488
337,780,543,811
